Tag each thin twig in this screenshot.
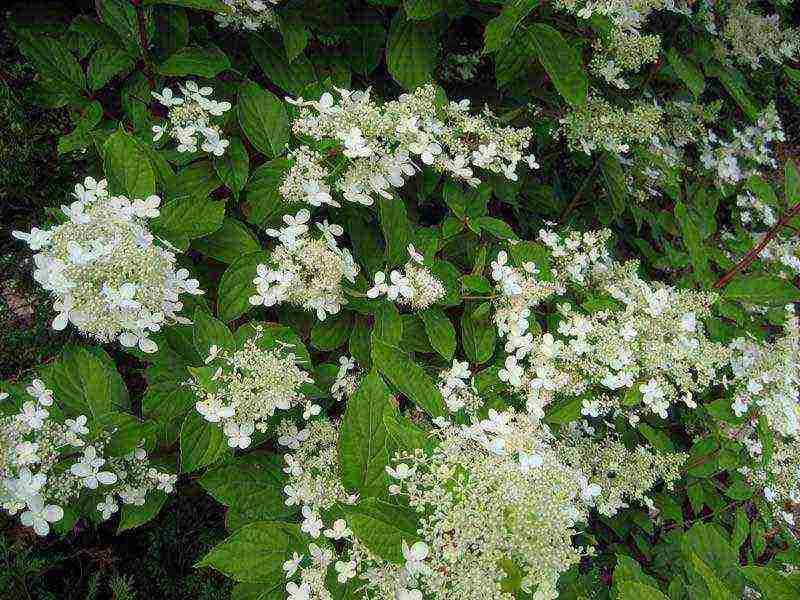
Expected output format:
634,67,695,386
131,0,155,90
714,201,800,289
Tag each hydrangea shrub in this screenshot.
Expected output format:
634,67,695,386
5,0,800,599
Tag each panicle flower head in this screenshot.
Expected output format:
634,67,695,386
151,81,232,156
215,0,282,31
1,381,175,536
190,325,314,448
12,176,203,353
723,2,800,69
250,211,359,320
286,85,536,206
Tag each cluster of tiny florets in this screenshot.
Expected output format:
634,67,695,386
438,360,484,418
151,81,232,156
699,104,784,187
12,176,203,353
722,2,800,69
190,327,314,448
728,306,800,438
279,146,337,207
367,245,446,311
1,382,175,536
330,356,362,402
215,0,282,30
590,30,661,89
286,85,537,206
249,211,359,320
559,95,664,156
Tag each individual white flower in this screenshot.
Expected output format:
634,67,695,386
12,468,47,500
152,87,183,107
97,495,119,520
323,518,351,540
282,552,303,578
300,505,324,538
15,442,40,466
26,379,54,406
286,581,311,600
70,446,118,489
19,401,48,429
11,227,52,250
335,559,357,583
402,540,430,576
20,496,64,536
224,422,255,449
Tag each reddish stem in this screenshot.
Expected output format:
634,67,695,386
714,201,800,289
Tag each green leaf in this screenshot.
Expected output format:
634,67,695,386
278,15,309,62
193,308,235,357
343,499,420,563
722,274,800,306
245,159,290,225
667,48,705,97
167,161,222,201
681,523,745,594
249,33,318,95
404,0,443,19
200,453,296,528
473,216,518,241
386,12,438,90
42,347,128,424
217,252,270,322
705,62,758,121
154,196,225,240
378,196,412,264
345,11,386,76
688,553,736,600
338,372,397,497
599,152,628,216
180,411,229,472
371,339,446,418
158,46,231,77
17,32,85,93
88,45,135,91
420,308,456,360
786,160,799,204
484,0,539,54
311,311,353,351
144,0,227,12
153,5,189,61
96,0,139,43
526,24,588,107
117,491,169,533
103,129,156,198
461,307,496,364
214,136,250,195
740,566,800,600
372,302,404,346
198,522,305,583
238,81,289,158
617,581,670,600
193,218,261,264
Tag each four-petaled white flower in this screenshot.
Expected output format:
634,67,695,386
224,421,255,449
20,495,64,536
70,446,118,489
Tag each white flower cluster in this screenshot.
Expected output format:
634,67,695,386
330,356,361,402
723,2,800,69
279,146,336,208
740,434,800,525
190,326,314,449
492,229,613,366
367,244,446,311
275,409,683,600
249,211,359,320
438,359,483,417
1,381,175,536
285,84,537,206
151,81,232,156
215,0,282,31
728,306,800,438
12,176,203,353
492,229,735,422
699,104,784,187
